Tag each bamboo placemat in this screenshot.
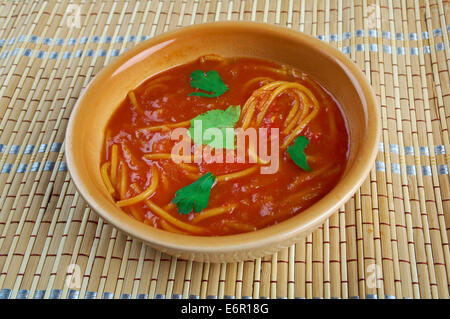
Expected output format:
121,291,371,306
0,0,448,299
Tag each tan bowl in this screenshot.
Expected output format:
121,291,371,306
66,22,380,262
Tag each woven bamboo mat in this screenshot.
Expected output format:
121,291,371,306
0,0,448,300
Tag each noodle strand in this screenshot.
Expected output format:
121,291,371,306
117,165,159,207
216,166,259,182
119,161,127,199
131,184,205,234
139,120,191,133
128,91,140,111
191,204,237,224
101,162,115,194
110,144,119,185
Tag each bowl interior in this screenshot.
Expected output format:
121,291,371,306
66,22,378,262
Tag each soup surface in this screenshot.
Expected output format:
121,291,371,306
101,55,349,236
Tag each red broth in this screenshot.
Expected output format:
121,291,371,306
101,56,349,236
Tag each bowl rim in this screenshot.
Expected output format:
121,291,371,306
65,21,380,257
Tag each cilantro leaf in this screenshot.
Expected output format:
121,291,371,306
172,172,217,214
287,136,311,172
188,70,228,98
188,105,241,149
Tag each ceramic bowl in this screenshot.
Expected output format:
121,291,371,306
66,22,380,262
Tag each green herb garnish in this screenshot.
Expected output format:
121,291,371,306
188,105,241,149
287,136,311,172
172,172,217,214
188,70,228,98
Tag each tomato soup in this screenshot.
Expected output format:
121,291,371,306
101,55,349,236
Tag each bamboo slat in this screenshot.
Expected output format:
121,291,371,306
0,0,448,299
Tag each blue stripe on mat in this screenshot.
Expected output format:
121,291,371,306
0,30,447,60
